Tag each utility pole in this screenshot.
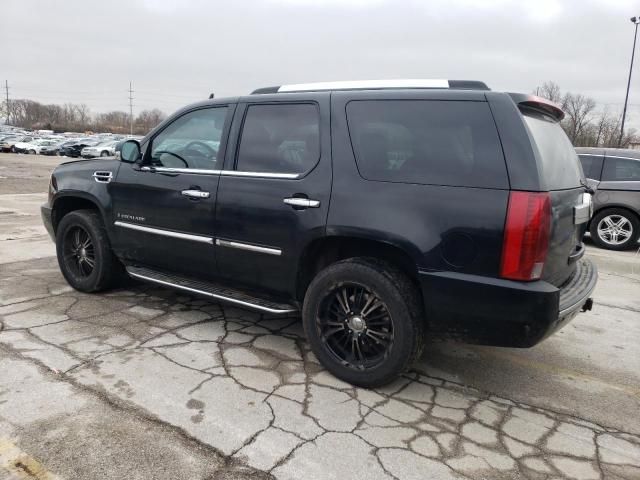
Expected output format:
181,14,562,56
128,81,134,136
4,80,9,125
619,17,640,147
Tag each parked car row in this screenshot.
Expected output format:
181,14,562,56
0,129,141,158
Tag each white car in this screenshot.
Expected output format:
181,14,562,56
13,139,59,155
81,140,119,158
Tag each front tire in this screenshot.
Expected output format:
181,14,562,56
590,208,639,250
302,258,425,388
56,210,122,292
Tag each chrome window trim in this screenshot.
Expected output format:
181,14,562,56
215,239,281,256
605,155,640,161
139,165,300,179
223,170,300,179
114,221,214,244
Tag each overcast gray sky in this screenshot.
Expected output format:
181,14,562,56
3,0,639,125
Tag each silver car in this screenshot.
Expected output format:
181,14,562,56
81,140,119,158
576,147,640,250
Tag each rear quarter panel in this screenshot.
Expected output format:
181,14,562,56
594,182,640,216
329,91,509,277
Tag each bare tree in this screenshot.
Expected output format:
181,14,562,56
536,81,564,106
562,93,596,144
534,81,639,148
135,109,166,133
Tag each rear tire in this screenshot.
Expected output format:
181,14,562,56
302,258,425,388
590,208,639,250
56,210,122,292
28,150,36,155
100,151,109,157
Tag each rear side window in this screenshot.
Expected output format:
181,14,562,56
523,111,583,189
578,154,604,180
602,156,640,181
345,100,508,188
236,103,320,174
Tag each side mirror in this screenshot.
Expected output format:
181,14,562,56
119,140,141,163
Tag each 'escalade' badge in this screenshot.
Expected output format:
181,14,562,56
117,213,146,222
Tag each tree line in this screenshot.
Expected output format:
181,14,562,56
0,99,166,135
534,81,637,148
1,84,638,146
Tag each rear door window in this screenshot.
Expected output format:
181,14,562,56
578,154,604,180
345,100,508,188
602,156,640,181
522,110,583,189
236,103,320,175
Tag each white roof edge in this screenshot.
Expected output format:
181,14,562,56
278,79,449,92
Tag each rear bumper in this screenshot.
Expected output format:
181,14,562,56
419,258,597,347
41,204,55,241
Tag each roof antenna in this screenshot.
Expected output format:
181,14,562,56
209,93,215,99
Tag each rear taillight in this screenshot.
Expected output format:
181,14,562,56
500,191,551,281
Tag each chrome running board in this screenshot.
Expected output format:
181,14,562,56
126,266,298,314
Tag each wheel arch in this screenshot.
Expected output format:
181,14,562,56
51,192,106,234
295,233,422,302
593,204,640,221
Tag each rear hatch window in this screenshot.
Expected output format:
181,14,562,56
346,100,509,189
522,110,584,189
522,108,587,287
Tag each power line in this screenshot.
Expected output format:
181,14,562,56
4,80,9,125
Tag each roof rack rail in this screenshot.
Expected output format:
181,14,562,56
251,79,490,94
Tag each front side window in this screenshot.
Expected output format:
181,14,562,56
150,107,228,170
236,103,320,174
345,100,507,188
602,157,640,181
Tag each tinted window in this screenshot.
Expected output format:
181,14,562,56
345,100,507,188
150,107,228,170
236,104,320,174
523,111,583,189
602,156,640,181
578,154,603,180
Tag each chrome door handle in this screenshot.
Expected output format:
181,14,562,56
181,189,210,199
283,197,320,208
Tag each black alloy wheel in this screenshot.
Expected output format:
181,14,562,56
62,225,96,279
317,283,394,370
303,258,425,387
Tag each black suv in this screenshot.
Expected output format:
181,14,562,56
576,147,640,250
41,80,597,386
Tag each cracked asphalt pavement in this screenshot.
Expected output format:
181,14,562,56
1,153,639,480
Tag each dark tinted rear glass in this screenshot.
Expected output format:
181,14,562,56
578,154,603,180
236,103,320,174
345,100,508,188
523,110,583,189
602,156,640,181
